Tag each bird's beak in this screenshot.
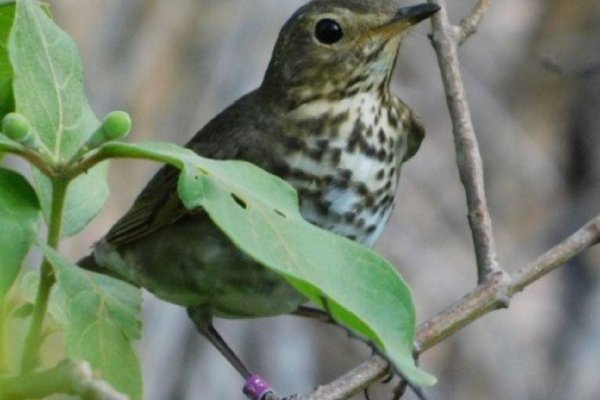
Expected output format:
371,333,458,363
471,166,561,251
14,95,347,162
369,3,440,40
394,3,441,26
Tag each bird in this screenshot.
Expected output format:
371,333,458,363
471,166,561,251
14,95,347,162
80,0,439,394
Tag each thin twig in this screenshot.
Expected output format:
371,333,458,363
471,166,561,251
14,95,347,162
0,360,128,400
458,0,492,45
415,270,510,352
303,215,600,399
511,215,600,293
428,0,501,283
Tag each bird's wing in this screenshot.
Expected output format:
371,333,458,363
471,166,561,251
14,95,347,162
105,93,265,247
105,164,188,246
402,107,425,162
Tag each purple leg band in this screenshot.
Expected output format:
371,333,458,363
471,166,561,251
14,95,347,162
243,374,273,400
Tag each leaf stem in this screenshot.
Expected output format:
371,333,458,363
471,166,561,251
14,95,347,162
20,178,69,373
2,360,129,400
0,143,57,177
64,148,110,179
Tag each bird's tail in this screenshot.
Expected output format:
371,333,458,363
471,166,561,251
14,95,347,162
78,254,104,274
77,254,139,287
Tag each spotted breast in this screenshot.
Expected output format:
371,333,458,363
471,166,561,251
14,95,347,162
278,89,421,246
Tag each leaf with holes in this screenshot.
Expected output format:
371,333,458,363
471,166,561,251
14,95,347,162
8,0,108,236
42,245,143,400
99,140,436,386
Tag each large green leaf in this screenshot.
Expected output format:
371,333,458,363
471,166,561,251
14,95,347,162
100,141,436,386
0,2,15,120
0,168,39,301
42,245,142,400
8,0,108,236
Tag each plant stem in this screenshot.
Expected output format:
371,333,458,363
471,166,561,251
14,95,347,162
20,178,69,374
1,360,129,400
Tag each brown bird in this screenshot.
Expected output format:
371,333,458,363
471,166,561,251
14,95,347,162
80,0,439,395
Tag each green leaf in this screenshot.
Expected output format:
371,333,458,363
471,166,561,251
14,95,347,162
0,168,39,301
42,245,143,400
100,141,436,386
9,0,108,236
0,2,15,120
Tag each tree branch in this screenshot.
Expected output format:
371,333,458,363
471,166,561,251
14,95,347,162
303,214,600,399
304,356,389,400
511,216,600,293
0,360,128,400
428,0,501,283
416,214,600,352
458,0,492,45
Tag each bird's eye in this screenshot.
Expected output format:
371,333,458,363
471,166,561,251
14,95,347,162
315,19,343,45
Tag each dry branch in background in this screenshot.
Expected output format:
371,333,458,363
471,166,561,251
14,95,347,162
302,1,600,398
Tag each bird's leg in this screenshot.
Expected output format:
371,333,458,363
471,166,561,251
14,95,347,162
187,307,251,378
187,307,278,400
202,323,252,378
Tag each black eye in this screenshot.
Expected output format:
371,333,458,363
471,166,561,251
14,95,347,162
315,19,343,44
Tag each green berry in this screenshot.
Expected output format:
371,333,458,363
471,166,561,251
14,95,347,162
2,113,31,142
101,111,131,141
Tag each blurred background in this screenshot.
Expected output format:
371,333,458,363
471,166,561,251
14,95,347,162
39,0,600,399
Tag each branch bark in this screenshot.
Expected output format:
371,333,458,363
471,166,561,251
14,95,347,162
304,356,389,400
428,0,501,283
458,0,493,45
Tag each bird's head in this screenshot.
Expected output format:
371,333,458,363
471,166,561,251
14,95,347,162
262,0,439,103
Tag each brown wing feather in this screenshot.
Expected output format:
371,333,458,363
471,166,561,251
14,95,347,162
105,165,185,246
105,91,272,247
403,108,425,162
